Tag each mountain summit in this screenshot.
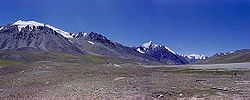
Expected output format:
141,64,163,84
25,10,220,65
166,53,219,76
138,41,176,54
11,20,73,38
134,41,188,64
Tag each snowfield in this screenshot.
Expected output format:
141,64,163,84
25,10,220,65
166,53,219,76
12,20,73,38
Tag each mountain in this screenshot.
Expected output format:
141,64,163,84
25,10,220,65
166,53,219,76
134,41,189,64
70,32,159,63
197,49,250,64
180,54,208,63
0,20,83,54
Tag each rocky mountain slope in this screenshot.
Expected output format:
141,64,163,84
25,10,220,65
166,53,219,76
70,32,158,64
0,20,83,54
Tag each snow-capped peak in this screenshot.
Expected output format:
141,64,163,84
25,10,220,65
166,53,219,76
142,41,159,48
13,20,44,27
12,20,73,38
181,54,207,60
142,41,153,48
139,41,176,54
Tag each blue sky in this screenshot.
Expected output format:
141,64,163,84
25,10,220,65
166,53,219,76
0,0,249,56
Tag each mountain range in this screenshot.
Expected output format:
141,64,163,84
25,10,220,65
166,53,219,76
4,20,245,65
180,54,208,63
197,49,250,64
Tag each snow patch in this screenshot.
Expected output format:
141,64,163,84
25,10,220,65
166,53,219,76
12,20,44,31
137,48,145,54
83,32,88,36
45,24,72,38
0,26,3,30
87,41,95,45
12,20,73,38
164,46,176,54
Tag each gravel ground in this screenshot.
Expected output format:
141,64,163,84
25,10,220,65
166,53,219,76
0,61,250,99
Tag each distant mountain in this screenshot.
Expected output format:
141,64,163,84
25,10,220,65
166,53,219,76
197,49,250,64
180,54,208,63
134,41,189,64
0,20,83,54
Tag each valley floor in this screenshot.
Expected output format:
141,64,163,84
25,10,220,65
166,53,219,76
0,61,250,99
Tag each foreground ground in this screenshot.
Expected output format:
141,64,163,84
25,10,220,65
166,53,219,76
0,61,250,99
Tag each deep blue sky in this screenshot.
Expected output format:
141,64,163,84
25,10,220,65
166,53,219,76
0,0,249,56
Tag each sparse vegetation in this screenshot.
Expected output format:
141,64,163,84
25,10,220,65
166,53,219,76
0,60,22,68
0,51,249,99
0,50,136,65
